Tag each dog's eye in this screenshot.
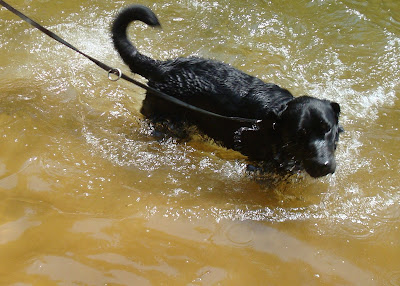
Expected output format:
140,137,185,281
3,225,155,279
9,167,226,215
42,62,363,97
320,121,331,134
299,128,308,136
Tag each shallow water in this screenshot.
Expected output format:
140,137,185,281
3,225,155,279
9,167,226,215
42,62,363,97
0,0,399,285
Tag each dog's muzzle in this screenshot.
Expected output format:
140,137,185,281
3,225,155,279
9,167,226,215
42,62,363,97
304,157,336,178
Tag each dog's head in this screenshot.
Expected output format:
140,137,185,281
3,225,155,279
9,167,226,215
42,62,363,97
276,96,343,178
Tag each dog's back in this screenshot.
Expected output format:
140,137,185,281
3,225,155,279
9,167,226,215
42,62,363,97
142,56,293,119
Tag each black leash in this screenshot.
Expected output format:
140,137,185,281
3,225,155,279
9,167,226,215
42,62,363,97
0,0,260,125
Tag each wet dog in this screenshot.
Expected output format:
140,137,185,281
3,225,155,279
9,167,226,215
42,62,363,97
111,5,343,178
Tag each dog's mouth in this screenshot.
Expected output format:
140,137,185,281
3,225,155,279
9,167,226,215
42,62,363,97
275,146,337,178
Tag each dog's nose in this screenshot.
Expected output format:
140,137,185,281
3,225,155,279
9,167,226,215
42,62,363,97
319,159,336,176
305,158,336,178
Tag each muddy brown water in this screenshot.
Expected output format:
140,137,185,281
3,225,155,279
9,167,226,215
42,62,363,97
0,0,399,285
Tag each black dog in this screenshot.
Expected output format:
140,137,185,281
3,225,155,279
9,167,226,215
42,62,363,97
111,5,343,178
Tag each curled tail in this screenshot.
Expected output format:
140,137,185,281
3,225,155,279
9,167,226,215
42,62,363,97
111,5,161,79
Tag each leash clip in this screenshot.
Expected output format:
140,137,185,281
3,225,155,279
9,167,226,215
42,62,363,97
108,68,122,81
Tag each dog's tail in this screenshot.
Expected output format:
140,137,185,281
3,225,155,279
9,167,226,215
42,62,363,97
111,5,161,79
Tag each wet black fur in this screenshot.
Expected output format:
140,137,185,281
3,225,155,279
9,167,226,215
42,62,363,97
111,5,343,178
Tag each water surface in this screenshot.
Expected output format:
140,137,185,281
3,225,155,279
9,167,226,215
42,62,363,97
0,0,399,285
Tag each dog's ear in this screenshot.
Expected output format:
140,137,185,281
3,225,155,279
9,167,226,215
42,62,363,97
331,102,341,115
331,102,344,133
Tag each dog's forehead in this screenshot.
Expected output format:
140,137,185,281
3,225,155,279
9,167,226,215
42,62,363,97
291,97,330,111
308,103,335,119
294,99,337,126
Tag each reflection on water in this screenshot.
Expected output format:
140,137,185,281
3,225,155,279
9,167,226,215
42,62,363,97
0,0,399,285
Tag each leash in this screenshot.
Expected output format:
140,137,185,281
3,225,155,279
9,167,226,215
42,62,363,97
0,0,260,125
